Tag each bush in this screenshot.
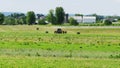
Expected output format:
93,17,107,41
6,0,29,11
104,20,112,25
69,17,79,26
38,19,47,25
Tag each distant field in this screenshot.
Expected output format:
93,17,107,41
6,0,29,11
0,25,120,68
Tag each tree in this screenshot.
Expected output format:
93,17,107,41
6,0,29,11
69,17,79,26
46,9,56,25
75,14,83,16
0,13,4,25
20,15,26,24
55,7,65,24
104,19,112,25
7,13,26,25
26,11,36,25
36,14,44,19
91,13,104,23
4,17,16,25
18,13,26,24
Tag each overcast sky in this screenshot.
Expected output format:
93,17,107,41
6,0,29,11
0,0,120,15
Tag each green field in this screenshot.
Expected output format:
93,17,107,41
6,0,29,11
0,25,120,68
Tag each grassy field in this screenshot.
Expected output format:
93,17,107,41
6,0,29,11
0,25,120,68
0,56,120,68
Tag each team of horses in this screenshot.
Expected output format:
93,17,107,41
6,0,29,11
54,28,67,34
36,28,80,34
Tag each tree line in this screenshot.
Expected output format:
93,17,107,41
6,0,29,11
0,7,78,25
1,7,117,25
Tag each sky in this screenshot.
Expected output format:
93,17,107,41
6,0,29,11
0,0,120,15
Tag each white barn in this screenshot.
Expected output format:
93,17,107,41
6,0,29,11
69,16,83,23
83,16,96,23
69,16,96,23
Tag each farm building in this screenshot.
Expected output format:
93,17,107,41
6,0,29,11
69,16,83,23
69,16,96,23
83,16,96,23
